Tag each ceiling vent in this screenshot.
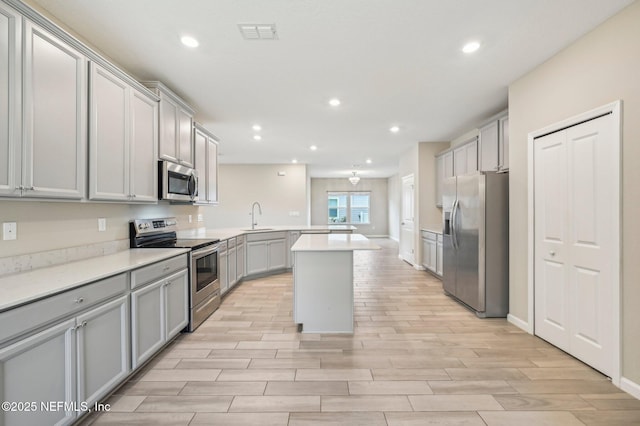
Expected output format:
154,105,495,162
238,23,278,40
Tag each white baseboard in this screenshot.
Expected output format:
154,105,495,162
365,234,389,238
507,313,532,334
389,236,399,242
414,264,425,271
621,377,640,400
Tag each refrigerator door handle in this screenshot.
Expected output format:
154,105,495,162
451,198,459,250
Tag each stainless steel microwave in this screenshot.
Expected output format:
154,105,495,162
158,161,198,202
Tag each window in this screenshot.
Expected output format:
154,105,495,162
328,192,370,224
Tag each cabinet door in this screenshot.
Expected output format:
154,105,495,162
206,138,218,203
479,121,499,172
465,139,478,174
228,246,237,287
130,89,158,202
236,243,245,281
219,249,229,295
287,231,301,267
421,238,430,269
0,319,76,426
453,146,466,176
437,241,443,276
158,94,178,163
499,116,509,170
0,3,21,197
246,241,268,275
268,239,287,271
165,269,189,339
194,129,207,202
177,108,193,167
443,151,454,178
76,295,129,408
89,63,129,201
428,240,437,271
131,279,164,369
435,155,444,207
23,21,87,199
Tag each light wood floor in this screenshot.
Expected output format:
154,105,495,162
84,239,640,425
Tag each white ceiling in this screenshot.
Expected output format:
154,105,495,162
30,0,633,178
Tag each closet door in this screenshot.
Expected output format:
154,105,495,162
534,113,616,377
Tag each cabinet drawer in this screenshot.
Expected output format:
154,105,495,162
0,273,127,345
421,231,437,241
227,237,237,248
131,254,188,289
437,234,443,244
246,231,287,242
236,235,245,245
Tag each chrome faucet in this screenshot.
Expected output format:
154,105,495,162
251,201,262,230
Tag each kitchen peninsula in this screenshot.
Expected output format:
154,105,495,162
291,233,380,333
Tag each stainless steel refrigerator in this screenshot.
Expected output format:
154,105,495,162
442,172,509,317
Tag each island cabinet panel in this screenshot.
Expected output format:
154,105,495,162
294,251,354,333
23,20,87,200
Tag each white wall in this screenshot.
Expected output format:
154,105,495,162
202,164,308,229
387,174,400,241
509,1,640,385
310,178,388,236
418,142,449,231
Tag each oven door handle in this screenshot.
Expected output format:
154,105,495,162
192,245,218,258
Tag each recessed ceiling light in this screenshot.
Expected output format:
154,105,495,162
310,145,318,151
329,98,341,107
390,126,400,133
366,159,372,164
253,135,262,141
462,41,480,53
252,124,262,131
292,159,298,164
181,35,199,48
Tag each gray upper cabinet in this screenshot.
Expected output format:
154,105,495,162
453,137,477,176
479,120,499,172
194,124,219,205
0,2,21,197
479,115,509,173
1,10,89,200
499,116,509,171
144,81,195,168
89,63,158,202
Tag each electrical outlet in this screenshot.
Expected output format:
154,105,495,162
197,214,203,222
2,222,17,240
98,218,106,232
188,215,193,223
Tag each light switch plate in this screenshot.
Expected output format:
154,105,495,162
98,218,106,232
2,222,17,240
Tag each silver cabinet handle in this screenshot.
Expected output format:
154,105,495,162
73,321,88,331
74,297,84,304
549,251,556,256
163,266,171,271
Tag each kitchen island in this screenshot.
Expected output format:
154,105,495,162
290,233,380,333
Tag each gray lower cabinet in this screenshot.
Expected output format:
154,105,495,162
228,244,238,288
436,234,443,276
236,237,245,283
76,295,130,409
131,268,188,369
246,232,288,276
0,319,76,426
0,293,129,426
421,231,442,278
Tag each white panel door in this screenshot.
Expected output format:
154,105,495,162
534,114,615,376
400,175,415,264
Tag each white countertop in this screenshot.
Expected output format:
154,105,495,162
177,225,357,241
421,228,443,234
291,233,380,252
0,248,189,312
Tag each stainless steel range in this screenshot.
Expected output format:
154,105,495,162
130,217,220,331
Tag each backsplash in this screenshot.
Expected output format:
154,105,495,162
0,239,130,277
